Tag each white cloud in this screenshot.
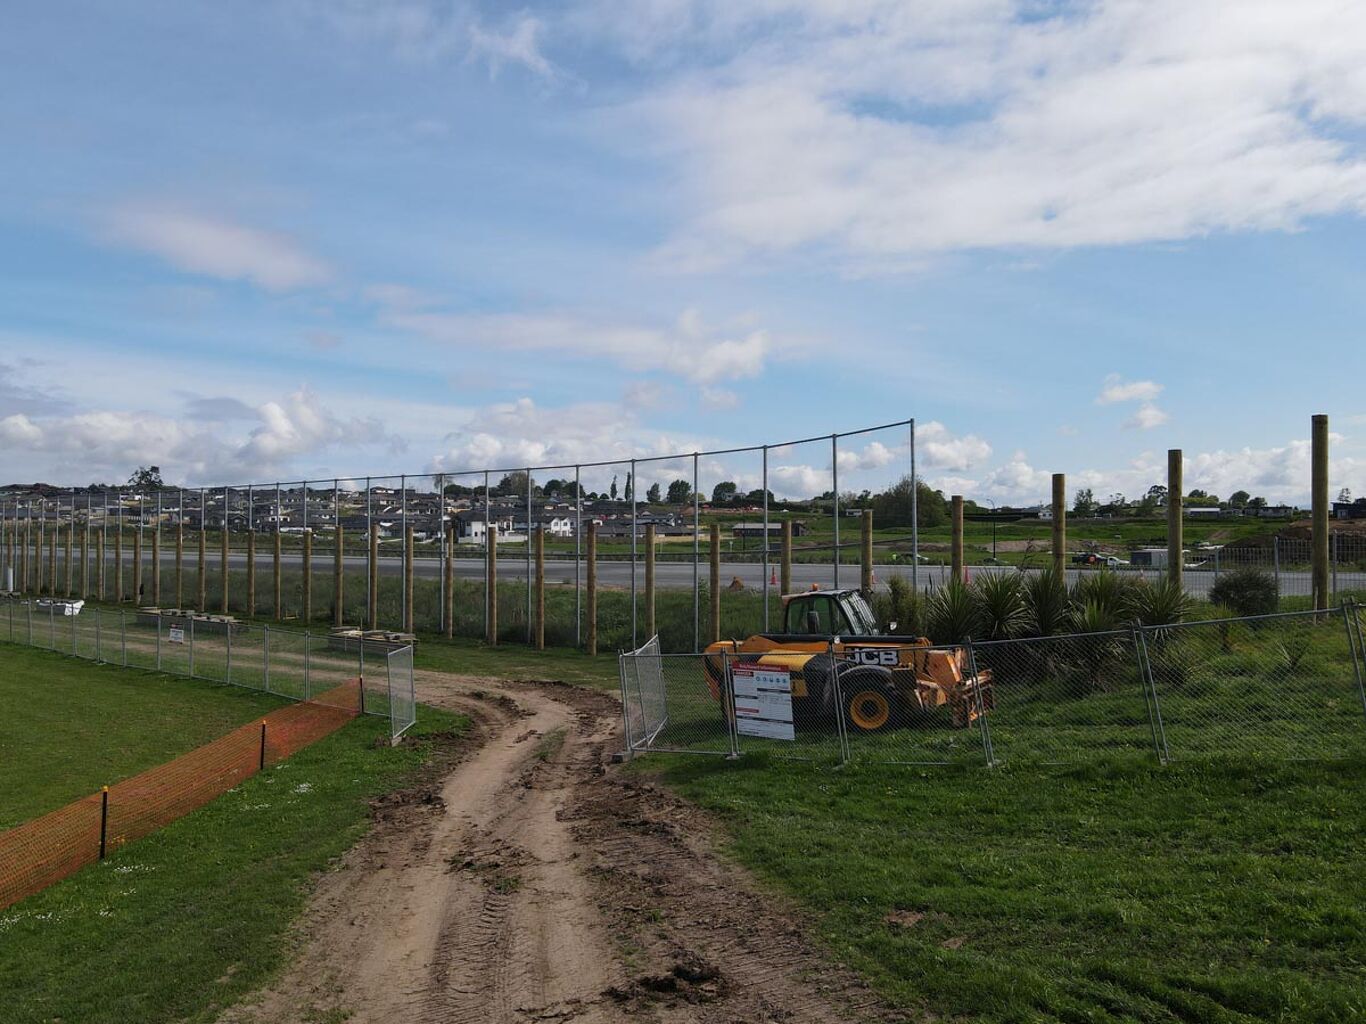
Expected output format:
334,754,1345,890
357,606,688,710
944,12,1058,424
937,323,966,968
700,386,739,410
917,420,991,471
103,205,330,292
383,306,784,385
469,15,555,79
1097,374,1163,405
1124,402,1169,431
585,0,1366,270
0,387,390,484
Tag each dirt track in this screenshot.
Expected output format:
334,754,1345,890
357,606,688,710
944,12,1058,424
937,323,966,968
220,671,900,1023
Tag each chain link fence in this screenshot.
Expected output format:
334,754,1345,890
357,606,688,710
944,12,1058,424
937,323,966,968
620,604,1366,766
0,597,416,743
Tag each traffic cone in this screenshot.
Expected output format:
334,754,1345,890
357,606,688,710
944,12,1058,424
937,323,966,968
770,566,778,586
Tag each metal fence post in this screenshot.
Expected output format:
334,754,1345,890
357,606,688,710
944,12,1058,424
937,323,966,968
263,625,271,693
1131,626,1162,763
1135,628,1170,763
965,641,994,766
724,650,741,759
828,639,851,764
1273,536,1281,604
225,616,233,685
1332,532,1339,598
95,605,102,662
358,637,366,714
1343,601,1366,722
189,615,196,678
617,648,634,757
304,632,312,701
156,613,162,670
120,607,126,666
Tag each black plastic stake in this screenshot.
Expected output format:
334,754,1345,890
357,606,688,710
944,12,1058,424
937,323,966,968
98,786,109,860
258,721,267,771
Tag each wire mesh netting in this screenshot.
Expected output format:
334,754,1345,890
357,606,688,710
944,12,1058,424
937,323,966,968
620,606,1366,766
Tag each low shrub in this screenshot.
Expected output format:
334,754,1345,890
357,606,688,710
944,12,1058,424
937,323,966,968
1209,568,1279,617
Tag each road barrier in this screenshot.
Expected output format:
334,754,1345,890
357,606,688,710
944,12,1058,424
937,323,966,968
0,683,358,912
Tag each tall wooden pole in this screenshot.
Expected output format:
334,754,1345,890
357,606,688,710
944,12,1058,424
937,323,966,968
950,495,965,584
403,526,414,633
150,528,159,605
367,523,379,629
302,531,313,623
709,523,721,643
246,528,256,617
221,524,230,613
196,526,206,612
534,526,546,649
1051,473,1067,578
444,525,454,638
64,519,74,598
860,509,874,595
1167,450,1183,590
174,523,184,608
486,525,498,645
96,526,105,600
1312,413,1330,611
780,519,793,595
131,526,142,604
335,525,345,626
273,528,282,620
644,523,656,639
79,516,89,599
585,522,597,655
48,527,57,596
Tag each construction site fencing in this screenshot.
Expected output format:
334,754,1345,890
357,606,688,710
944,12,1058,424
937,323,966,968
0,685,358,913
0,597,417,743
619,604,1366,767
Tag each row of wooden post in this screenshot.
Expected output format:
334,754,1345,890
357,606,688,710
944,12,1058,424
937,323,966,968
943,414,1335,612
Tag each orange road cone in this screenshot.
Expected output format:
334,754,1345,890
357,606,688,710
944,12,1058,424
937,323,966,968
770,566,778,586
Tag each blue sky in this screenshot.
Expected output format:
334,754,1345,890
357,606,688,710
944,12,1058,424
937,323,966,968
2,1,1364,504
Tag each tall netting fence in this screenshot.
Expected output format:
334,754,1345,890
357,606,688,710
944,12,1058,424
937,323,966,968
620,605,1366,767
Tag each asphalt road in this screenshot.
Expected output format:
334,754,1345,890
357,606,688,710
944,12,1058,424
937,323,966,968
97,549,1360,598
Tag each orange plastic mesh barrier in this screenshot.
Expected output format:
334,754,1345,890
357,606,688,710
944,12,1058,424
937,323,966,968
0,681,359,912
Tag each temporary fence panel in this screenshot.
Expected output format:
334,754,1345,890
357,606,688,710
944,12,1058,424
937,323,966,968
619,644,734,755
386,644,416,741
359,639,394,719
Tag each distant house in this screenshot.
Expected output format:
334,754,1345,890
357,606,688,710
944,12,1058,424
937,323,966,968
1333,499,1366,520
1185,507,1222,518
731,522,808,539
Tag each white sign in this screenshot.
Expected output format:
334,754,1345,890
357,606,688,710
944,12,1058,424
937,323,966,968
732,665,795,741
168,625,186,644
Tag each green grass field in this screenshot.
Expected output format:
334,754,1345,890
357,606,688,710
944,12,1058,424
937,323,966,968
0,644,464,1024
0,643,288,829
652,753,1366,1022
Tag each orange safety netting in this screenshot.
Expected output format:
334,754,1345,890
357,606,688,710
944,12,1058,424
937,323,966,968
0,681,359,912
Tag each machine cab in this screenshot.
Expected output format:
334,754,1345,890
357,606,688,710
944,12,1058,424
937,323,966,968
782,589,881,636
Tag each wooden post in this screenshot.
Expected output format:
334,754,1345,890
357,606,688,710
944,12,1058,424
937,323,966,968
644,523,656,639
534,526,545,649
302,531,313,623
444,525,455,638
950,495,964,584
221,524,230,614
196,526,206,612
403,526,414,633
273,528,282,620
710,523,721,643
367,522,379,630
131,526,142,605
860,508,874,596
48,527,57,596
246,528,256,617
174,523,184,609
1312,413,1330,611
586,522,597,655
114,521,124,601
149,528,159,605
1051,473,1066,578
96,526,105,600
334,525,345,626
1167,450,1183,590
64,519,74,597
486,525,498,645
780,520,793,595
79,517,89,599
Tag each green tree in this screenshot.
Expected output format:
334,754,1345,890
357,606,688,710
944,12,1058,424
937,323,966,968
666,479,692,504
646,482,661,503
127,466,164,491
869,475,948,527
1228,489,1251,508
1073,488,1098,517
609,475,618,500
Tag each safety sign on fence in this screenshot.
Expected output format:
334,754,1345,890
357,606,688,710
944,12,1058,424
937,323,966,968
168,625,185,644
732,665,795,741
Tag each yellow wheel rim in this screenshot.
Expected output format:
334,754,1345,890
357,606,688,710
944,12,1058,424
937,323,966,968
849,690,891,730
